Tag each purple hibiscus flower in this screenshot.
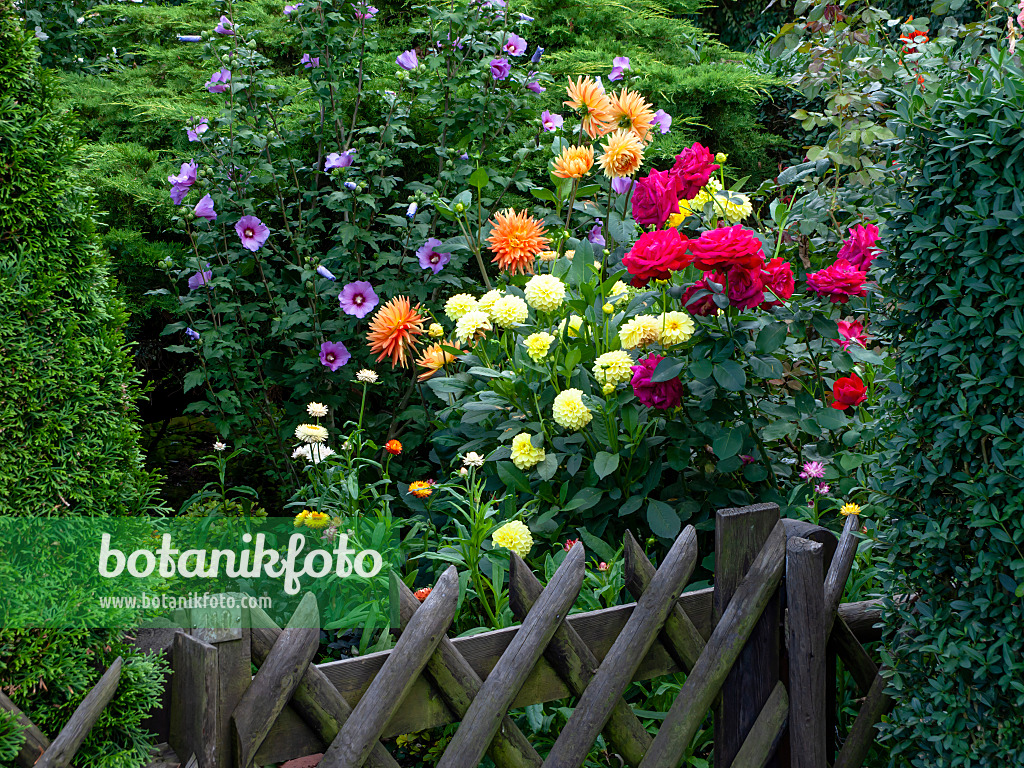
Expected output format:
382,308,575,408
490,57,511,80
284,3,302,13
206,68,231,93
319,341,351,371
186,116,209,142
525,77,544,93
316,265,336,281
339,281,379,318
396,49,418,70
185,327,200,340
214,15,234,34
300,53,321,68
416,238,451,274
651,109,672,134
168,161,197,204
608,55,630,81
588,222,605,247
324,151,354,170
344,181,358,190
235,215,270,252
530,46,544,64
611,176,632,195
354,3,377,19
503,33,527,56
541,110,563,131
194,193,217,221
188,268,212,291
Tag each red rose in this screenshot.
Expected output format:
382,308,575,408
670,142,720,200
681,273,725,316
690,225,765,272
622,228,692,287
760,257,795,307
806,258,867,304
836,223,880,272
631,169,681,229
831,373,867,410
726,266,764,310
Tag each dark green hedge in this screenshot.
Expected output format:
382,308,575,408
878,54,1024,764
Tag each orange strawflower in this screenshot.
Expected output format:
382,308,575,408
409,480,435,498
366,296,425,368
384,439,402,455
486,209,550,275
552,145,594,180
564,76,614,138
598,129,645,178
416,339,460,382
413,587,432,601
609,88,656,143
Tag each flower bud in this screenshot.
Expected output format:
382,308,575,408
304,280,314,291
715,152,728,163
454,201,466,213
603,303,614,315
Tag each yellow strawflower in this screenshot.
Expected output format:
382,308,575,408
478,289,503,318
524,332,555,362
510,433,545,470
552,388,592,430
840,502,862,517
619,316,661,349
294,510,310,527
303,511,331,530
523,274,565,312
492,295,529,328
492,520,534,557
593,350,634,385
455,310,492,344
659,311,696,346
445,293,479,321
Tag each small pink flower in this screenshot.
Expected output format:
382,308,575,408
598,561,609,572
235,216,270,251
799,461,825,480
836,320,868,350
816,483,831,494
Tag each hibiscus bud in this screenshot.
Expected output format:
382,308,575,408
304,280,314,291
454,201,466,213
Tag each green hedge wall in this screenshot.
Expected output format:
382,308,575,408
878,53,1024,764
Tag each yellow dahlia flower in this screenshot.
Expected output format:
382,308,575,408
715,190,754,223
524,274,566,312
455,310,492,344
492,295,529,328
445,293,479,321
619,316,661,350
510,433,545,470
524,331,555,362
609,280,630,306
659,311,696,346
478,289,503,318
492,520,534,557
593,350,635,386
552,388,592,430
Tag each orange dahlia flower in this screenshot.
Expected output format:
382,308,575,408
416,339,460,382
366,296,425,368
564,76,614,138
486,209,550,275
598,129,645,178
609,88,656,143
552,145,594,179
384,439,402,455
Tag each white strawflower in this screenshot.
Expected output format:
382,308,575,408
295,423,329,444
213,441,228,452
307,402,328,418
462,451,485,468
356,369,379,384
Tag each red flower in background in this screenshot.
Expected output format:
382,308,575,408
836,223,880,272
831,373,867,410
836,320,868,350
413,587,432,602
806,259,867,304
631,169,682,229
670,142,720,200
622,228,692,286
563,539,580,552
690,225,765,272
681,273,726,316
726,266,764,310
760,257,795,307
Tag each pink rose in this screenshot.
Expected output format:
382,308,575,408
760,257,795,307
726,267,764,310
622,229,693,287
836,320,867,350
806,259,867,304
631,169,681,229
631,354,685,410
690,225,765,272
670,142,719,200
681,273,725,316
836,223,880,272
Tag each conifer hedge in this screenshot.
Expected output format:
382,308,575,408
879,52,1024,764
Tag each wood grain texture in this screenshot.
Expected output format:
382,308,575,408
35,658,122,768
833,672,892,768
545,529,697,768
727,682,788,768
144,742,182,768
824,515,859,637
713,503,781,768
640,520,787,768
829,616,878,695
397,572,542,768
320,566,459,768
170,633,218,768
0,689,51,768
436,544,585,768
232,593,320,768
786,538,826,768
510,547,652,767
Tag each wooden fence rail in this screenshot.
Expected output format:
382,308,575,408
167,504,891,768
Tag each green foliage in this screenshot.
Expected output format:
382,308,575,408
0,0,157,515
877,44,1024,767
0,709,26,765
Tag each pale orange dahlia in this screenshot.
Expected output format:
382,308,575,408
609,88,656,143
564,76,614,138
486,209,550,275
552,145,594,180
416,339,461,382
598,129,645,178
366,296,425,368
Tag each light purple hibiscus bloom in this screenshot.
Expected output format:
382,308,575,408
206,68,231,93
611,176,632,195
316,265,336,281
588,222,605,247
339,281,379,318
194,193,216,221
503,33,527,56
651,109,672,134
300,53,321,68
344,181,358,190
284,3,302,13
541,110,563,132
235,215,270,252
525,76,544,93
188,268,212,291
530,46,543,64
490,57,511,80
416,238,451,274
319,340,351,371
185,327,200,340
396,49,418,70
354,3,377,19
186,116,209,142
168,161,197,204
406,202,418,218
608,55,630,81
214,15,234,34
324,151,354,170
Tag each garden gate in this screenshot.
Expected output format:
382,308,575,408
168,503,891,768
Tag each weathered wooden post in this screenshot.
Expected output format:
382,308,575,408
786,537,827,768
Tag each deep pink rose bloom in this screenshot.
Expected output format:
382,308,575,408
760,257,794,307
681,273,725,316
631,354,685,410
631,169,681,229
726,266,764,310
319,341,351,371
836,223,880,272
836,320,867,350
339,280,379,318
622,229,692,287
235,215,270,252
690,225,764,272
806,259,867,304
670,142,719,200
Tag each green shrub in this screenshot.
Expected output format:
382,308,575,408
878,49,1024,765
0,0,156,515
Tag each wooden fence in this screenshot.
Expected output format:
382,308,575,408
168,503,891,768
